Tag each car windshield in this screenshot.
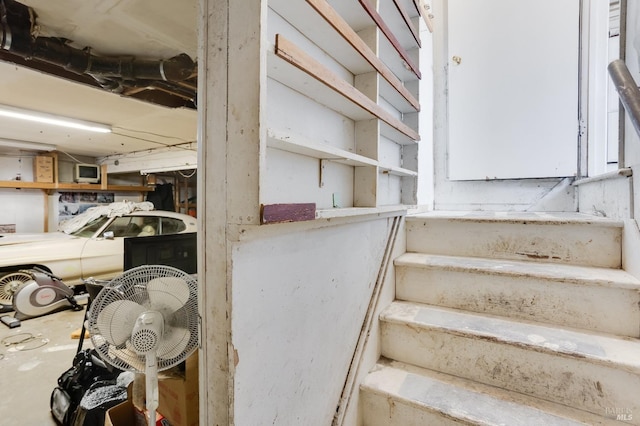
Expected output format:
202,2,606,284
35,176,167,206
70,216,111,238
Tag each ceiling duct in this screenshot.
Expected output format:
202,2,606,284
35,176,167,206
0,0,197,108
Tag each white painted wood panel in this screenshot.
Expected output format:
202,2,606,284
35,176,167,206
447,0,580,180
231,219,391,426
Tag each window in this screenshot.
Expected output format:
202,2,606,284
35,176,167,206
104,216,142,237
160,217,186,235
70,216,110,238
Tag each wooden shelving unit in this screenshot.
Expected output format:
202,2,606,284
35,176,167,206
0,160,152,193
0,180,151,192
264,0,423,215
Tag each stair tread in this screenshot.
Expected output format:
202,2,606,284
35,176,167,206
408,211,623,227
395,253,640,289
382,301,640,372
362,360,621,425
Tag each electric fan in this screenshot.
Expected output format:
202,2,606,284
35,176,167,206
87,265,198,426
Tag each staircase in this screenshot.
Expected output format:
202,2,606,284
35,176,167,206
360,211,640,425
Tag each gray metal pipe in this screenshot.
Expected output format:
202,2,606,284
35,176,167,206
608,59,640,138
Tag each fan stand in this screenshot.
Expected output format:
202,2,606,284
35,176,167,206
145,351,159,426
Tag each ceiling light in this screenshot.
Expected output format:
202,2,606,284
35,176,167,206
140,165,197,174
0,139,56,151
0,104,112,133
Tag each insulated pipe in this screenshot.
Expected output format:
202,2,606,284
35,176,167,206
10,35,196,82
0,0,195,83
0,0,33,51
608,59,640,139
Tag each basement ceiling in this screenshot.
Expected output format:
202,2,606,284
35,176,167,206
0,0,198,157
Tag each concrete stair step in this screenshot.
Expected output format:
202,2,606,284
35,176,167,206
394,253,640,337
380,302,640,421
406,211,623,268
361,360,624,425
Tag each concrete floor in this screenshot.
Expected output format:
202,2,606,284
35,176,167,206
0,300,90,426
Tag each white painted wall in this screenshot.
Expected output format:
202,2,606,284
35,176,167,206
626,0,640,206
416,22,435,209
231,217,394,425
621,2,640,278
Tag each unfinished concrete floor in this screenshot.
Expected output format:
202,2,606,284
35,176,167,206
0,299,89,426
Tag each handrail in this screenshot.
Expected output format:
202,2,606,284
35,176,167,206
608,59,640,139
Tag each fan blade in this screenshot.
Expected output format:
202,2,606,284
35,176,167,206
158,326,191,360
147,276,190,312
96,300,146,346
107,342,146,372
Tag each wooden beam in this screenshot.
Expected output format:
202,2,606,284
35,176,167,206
0,181,152,192
392,0,421,47
415,0,434,33
100,164,108,190
261,203,316,224
358,0,421,79
305,0,420,111
43,191,49,232
275,34,420,142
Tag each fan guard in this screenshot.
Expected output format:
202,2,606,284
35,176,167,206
88,265,198,373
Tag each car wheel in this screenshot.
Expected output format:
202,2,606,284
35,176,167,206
0,271,33,312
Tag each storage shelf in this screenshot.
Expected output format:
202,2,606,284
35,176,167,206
316,204,408,219
267,128,378,167
269,0,419,113
0,180,152,192
358,0,421,80
268,37,419,144
383,0,421,49
327,0,374,32
380,165,418,177
269,0,372,75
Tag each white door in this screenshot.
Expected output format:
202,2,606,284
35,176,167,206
447,0,580,180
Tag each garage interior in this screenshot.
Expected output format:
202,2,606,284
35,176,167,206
0,0,201,424
0,0,199,231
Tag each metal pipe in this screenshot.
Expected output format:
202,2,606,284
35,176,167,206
608,59,640,139
0,0,196,83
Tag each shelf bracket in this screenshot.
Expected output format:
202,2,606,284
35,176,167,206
319,159,328,188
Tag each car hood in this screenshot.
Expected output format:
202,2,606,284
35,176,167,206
0,232,78,246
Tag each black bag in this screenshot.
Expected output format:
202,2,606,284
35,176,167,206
50,348,121,426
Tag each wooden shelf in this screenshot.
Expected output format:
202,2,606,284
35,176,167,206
414,0,434,33
0,180,152,192
269,36,419,144
358,0,421,80
269,0,419,113
380,165,418,177
385,0,421,48
267,128,378,167
316,204,408,219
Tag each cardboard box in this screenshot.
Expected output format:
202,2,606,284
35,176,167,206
105,382,167,426
157,352,199,426
105,399,167,426
33,155,54,182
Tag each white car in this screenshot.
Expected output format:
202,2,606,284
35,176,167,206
0,209,197,311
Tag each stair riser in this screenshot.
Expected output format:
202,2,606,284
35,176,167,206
361,391,465,426
396,266,640,337
381,322,640,422
406,220,621,268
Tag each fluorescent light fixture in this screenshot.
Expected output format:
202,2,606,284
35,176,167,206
0,139,56,151
0,104,111,133
140,164,197,174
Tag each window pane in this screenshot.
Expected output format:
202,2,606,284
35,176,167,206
160,218,186,235
105,217,140,237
